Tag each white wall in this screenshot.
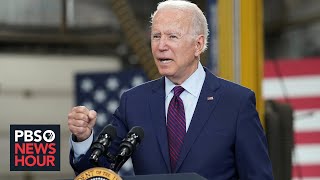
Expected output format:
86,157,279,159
0,53,121,179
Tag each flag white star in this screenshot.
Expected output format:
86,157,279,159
106,77,120,91
106,99,119,113
131,75,145,87
96,113,108,127
94,89,107,103
81,78,94,92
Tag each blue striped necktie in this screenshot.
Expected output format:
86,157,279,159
167,86,186,172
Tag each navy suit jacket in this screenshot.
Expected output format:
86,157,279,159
70,68,274,180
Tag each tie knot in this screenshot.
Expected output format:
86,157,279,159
173,86,184,97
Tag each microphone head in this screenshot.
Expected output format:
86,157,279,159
128,126,144,140
100,124,117,140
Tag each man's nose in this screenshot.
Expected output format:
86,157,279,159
158,37,168,51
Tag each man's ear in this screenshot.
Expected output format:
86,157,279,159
195,35,205,57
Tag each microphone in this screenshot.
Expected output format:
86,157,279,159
89,124,117,166
112,126,144,172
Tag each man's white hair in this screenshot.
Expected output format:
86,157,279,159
150,0,209,52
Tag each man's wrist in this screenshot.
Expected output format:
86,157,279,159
72,130,92,142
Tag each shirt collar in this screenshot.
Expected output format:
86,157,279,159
165,61,205,98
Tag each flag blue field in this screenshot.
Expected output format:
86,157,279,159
75,68,148,175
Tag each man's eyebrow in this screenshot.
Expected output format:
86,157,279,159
164,32,182,36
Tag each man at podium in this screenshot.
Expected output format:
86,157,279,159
67,0,274,179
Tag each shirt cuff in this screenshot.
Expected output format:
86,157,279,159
70,131,94,160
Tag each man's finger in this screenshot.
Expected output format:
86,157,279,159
87,110,97,129
88,110,97,120
68,119,89,128
88,117,96,129
72,113,89,122
72,106,90,115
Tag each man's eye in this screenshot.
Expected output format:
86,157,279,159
169,35,178,39
152,35,160,39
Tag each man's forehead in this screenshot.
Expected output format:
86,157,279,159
153,8,191,23
152,10,192,33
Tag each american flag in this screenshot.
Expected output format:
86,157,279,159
264,58,320,180
75,68,148,175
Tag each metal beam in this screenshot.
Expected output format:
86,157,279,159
217,0,235,81
0,31,120,45
240,0,265,126
108,0,160,80
217,0,265,127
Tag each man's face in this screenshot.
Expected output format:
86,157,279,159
151,9,203,84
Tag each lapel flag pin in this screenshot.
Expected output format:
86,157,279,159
207,96,214,101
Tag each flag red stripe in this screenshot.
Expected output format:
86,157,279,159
295,132,320,144
275,96,320,110
292,164,320,177
265,58,320,78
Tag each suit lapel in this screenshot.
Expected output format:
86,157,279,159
174,70,222,172
149,78,171,172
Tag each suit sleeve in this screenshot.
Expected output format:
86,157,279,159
235,91,274,180
108,91,130,158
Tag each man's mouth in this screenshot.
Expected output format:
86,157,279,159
158,58,173,64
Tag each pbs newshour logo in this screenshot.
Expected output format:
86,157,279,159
10,125,60,171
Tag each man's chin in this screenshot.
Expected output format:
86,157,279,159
158,71,172,77
156,66,176,77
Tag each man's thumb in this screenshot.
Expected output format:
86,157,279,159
88,110,97,128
